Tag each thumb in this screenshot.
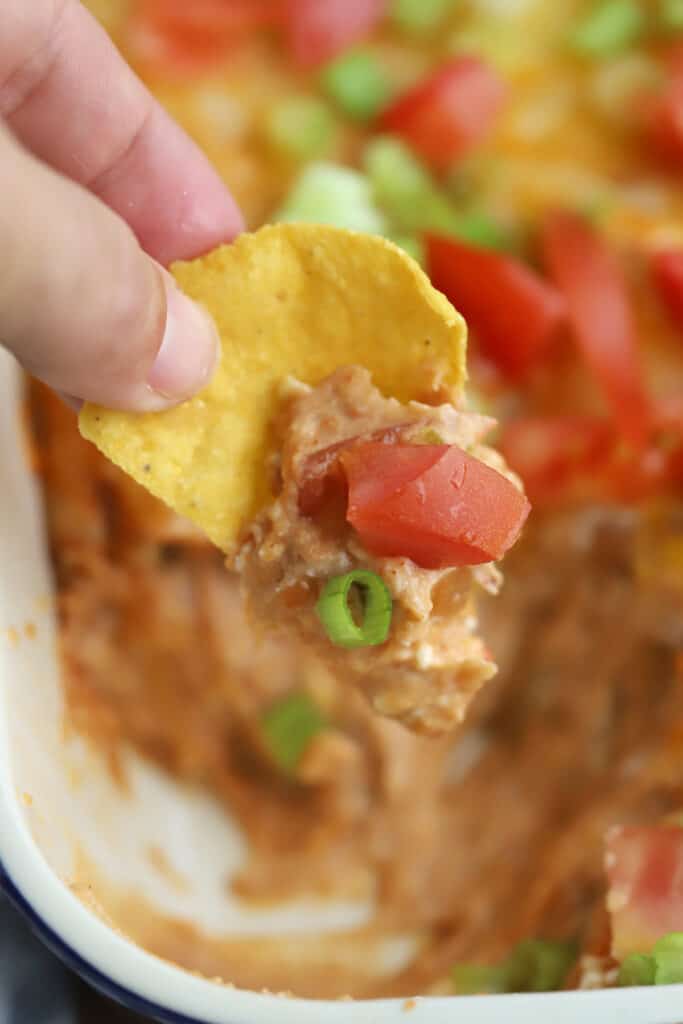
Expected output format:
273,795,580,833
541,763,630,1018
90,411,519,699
0,125,220,410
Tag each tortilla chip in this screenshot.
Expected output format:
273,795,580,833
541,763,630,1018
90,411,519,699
79,224,467,552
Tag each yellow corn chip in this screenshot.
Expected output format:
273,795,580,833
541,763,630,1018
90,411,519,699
79,224,467,552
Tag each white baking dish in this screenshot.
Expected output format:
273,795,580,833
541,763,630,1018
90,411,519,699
1,348,681,1023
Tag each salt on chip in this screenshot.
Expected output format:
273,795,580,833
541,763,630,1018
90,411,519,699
79,224,467,552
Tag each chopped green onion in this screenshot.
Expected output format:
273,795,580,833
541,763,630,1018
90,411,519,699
651,931,683,983
265,96,337,160
364,136,436,230
451,211,509,250
391,0,460,35
569,0,646,57
261,693,326,773
659,0,683,31
274,163,387,235
452,940,576,996
505,939,577,993
653,951,683,985
364,137,506,248
322,48,392,121
316,570,392,648
619,935,683,986
424,199,509,249
420,192,466,236
452,963,508,995
618,953,656,987
652,932,683,954
385,232,425,265
364,135,462,234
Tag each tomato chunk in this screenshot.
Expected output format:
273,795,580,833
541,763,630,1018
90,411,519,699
501,406,683,507
297,424,408,516
379,58,507,170
426,235,565,378
342,442,530,569
651,249,683,336
540,211,651,447
283,0,385,67
500,415,614,505
605,824,683,959
128,0,282,74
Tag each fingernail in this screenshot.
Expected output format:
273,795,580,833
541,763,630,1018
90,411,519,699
147,270,220,401
56,391,83,412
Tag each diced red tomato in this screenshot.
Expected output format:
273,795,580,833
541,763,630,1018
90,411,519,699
283,0,385,67
501,403,683,507
540,211,651,448
297,424,408,516
651,249,683,336
379,58,507,170
298,441,347,517
341,442,530,569
605,824,683,959
500,415,614,505
426,235,565,378
127,0,282,75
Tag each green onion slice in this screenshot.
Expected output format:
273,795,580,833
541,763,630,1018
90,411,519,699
452,963,508,995
424,198,508,250
364,136,506,248
274,162,387,235
261,693,326,773
364,135,436,230
452,939,577,995
316,570,393,648
619,934,683,986
451,211,509,251
618,953,656,987
652,931,683,984
322,48,392,121
653,950,683,985
569,0,646,57
265,96,337,160
652,932,683,954
505,939,577,992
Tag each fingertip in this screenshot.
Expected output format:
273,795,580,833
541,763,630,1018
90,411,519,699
143,267,221,409
164,169,245,263
55,392,83,413
93,104,246,266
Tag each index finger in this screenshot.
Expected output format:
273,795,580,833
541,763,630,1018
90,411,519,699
0,0,244,264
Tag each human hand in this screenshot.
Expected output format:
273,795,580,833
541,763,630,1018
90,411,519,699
0,0,244,410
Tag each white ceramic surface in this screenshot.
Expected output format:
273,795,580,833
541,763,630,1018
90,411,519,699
1,348,682,1023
